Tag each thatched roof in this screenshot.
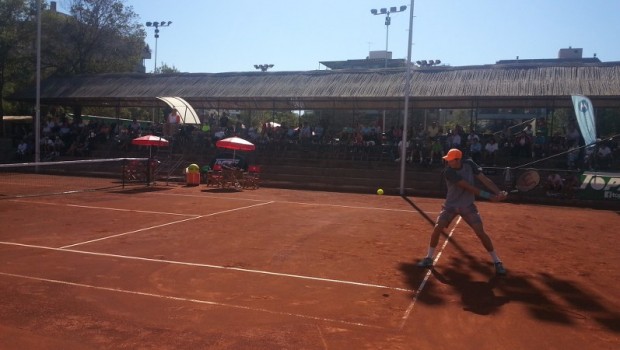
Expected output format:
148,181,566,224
13,60,620,110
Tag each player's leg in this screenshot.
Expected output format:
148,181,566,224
417,207,455,268
461,204,507,275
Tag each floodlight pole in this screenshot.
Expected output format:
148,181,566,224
146,21,172,73
371,5,407,135
400,0,415,195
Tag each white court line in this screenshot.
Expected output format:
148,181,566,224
398,216,462,330
150,192,440,214
6,192,440,326
10,199,202,217
0,271,383,329
0,241,413,293
60,201,274,249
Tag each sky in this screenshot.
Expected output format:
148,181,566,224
60,0,620,74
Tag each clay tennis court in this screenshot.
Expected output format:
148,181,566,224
0,185,618,349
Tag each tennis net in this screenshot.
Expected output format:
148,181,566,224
0,158,152,199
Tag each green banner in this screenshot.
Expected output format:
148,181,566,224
579,172,620,200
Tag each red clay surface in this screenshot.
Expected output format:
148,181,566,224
0,186,618,349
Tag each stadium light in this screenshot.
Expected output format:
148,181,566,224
370,5,407,69
145,21,172,73
254,64,274,72
416,59,442,67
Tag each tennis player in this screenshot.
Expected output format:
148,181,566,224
417,148,508,275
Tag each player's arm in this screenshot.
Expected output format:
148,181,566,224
453,178,505,202
475,173,507,201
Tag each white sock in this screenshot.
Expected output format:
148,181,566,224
427,247,436,258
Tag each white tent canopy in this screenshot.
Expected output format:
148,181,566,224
156,96,200,124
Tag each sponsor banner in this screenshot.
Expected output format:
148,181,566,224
571,95,597,146
579,172,620,201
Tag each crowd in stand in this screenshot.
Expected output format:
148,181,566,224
10,112,619,171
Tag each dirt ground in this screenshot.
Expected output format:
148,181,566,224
0,186,618,349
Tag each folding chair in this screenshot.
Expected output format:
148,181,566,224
206,164,224,187
243,165,261,189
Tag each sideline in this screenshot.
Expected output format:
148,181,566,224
0,271,384,329
399,216,462,329
0,241,413,293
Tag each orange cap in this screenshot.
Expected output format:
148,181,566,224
442,148,462,161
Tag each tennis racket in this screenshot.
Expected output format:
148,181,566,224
510,168,541,193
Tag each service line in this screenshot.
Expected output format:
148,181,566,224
60,201,274,248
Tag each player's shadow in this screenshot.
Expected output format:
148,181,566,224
398,256,510,315
401,256,620,331
431,266,510,315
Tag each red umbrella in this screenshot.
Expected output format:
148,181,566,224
131,135,169,157
215,137,255,165
215,137,255,151
132,134,169,147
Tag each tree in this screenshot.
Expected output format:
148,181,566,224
50,0,145,75
0,0,149,135
156,62,179,74
0,0,35,134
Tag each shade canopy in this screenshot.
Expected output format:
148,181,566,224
156,96,200,124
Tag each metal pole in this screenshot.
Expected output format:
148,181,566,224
399,0,415,195
382,13,389,132
385,13,390,67
154,31,158,73
35,0,42,163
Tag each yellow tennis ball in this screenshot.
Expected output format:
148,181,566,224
377,188,384,195
187,164,200,173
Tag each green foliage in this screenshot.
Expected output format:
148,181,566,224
58,0,145,75
599,108,620,137
0,0,33,118
442,109,472,133
155,63,179,74
1,0,147,135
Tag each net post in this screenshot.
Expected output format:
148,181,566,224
146,158,152,187
122,158,126,189
503,167,512,190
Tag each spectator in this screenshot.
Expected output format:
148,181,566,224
451,130,462,150
545,173,564,197
596,142,613,169
565,123,581,147
165,108,181,137
470,137,482,163
129,118,142,137
16,139,29,160
427,121,440,140
53,136,65,155
429,137,443,165
394,137,410,162
532,132,547,158
300,122,312,145
313,124,324,144
484,138,499,166
513,132,531,159
567,144,580,169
